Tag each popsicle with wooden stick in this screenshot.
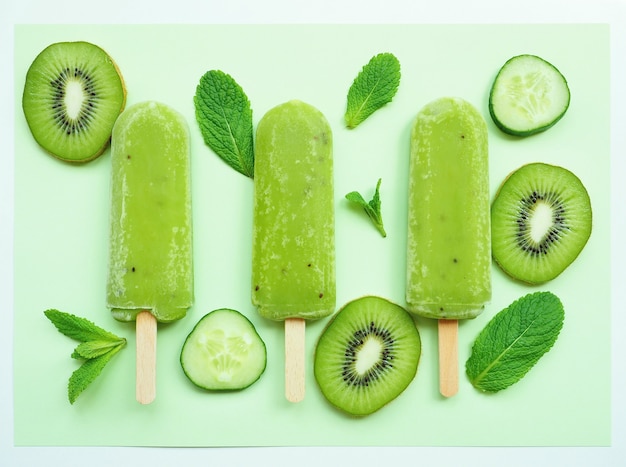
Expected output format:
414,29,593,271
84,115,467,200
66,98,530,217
405,97,491,397
107,101,193,404
251,100,336,402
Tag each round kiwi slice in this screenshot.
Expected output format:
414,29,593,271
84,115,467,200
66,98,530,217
491,163,592,284
22,41,126,162
314,296,421,416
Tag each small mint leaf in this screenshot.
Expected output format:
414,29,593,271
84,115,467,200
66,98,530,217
68,347,122,404
72,339,126,360
345,191,368,207
194,70,254,178
346,178,386,237
466,291,565,393
45,309,127,403
345,53,401,128
44,309,122,343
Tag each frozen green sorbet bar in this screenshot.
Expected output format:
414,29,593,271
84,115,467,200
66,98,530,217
252,100,335,320
107,101,193,323
406,97,491,320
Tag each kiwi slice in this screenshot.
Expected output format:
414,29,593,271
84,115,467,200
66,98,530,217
22,41,126,162
491,163,592,284
314,296,421,416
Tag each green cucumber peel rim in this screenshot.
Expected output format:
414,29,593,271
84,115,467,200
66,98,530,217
488,54,570,136
180,308,267,391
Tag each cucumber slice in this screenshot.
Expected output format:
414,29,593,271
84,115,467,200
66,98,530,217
489,54,570,136
180,309,266,391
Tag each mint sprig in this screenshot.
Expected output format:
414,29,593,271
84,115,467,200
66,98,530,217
345,178,386,237
44,309,126,404
345,52,401,129
194,70,254,178
465,292,564,393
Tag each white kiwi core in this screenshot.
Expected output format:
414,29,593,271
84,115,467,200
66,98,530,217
64,79,86,120
530,201,554,243
355,337,383,375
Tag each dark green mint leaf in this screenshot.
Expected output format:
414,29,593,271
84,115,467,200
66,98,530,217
345,53,401,129
346,178,386,237
466,291,565,392
194,70,254,178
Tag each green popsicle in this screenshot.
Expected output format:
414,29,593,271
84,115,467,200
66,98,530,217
252,100,335,321
406,97,491,396
106,101,193,403
107,101,193,323
251,100,335,402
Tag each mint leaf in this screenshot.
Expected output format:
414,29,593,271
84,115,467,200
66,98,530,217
45,309,127,403
194,70,254,178
346,178,386,237
345,52,401,129
68,346,123,404
44,309,122,343
72,340,125,360
465,292,564,392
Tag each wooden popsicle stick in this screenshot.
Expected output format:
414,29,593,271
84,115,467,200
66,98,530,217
284,317,306,403
136,310,157,404
438,319,459,398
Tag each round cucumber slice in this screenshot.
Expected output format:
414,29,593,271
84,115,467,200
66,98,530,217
489,54,570,136
180,309,266,391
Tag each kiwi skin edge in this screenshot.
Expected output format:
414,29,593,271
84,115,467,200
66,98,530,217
65,48,127,163
78,55,127,163
22,41,127,164
490,162,592,285
313,295,421,417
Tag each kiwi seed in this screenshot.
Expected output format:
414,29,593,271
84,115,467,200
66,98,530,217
491,162,592,284
314,296,421,416
22,41,126,163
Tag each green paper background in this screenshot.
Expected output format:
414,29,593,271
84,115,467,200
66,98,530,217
13,24,610,447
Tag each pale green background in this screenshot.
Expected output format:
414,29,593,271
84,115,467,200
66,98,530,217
13,24,610,447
